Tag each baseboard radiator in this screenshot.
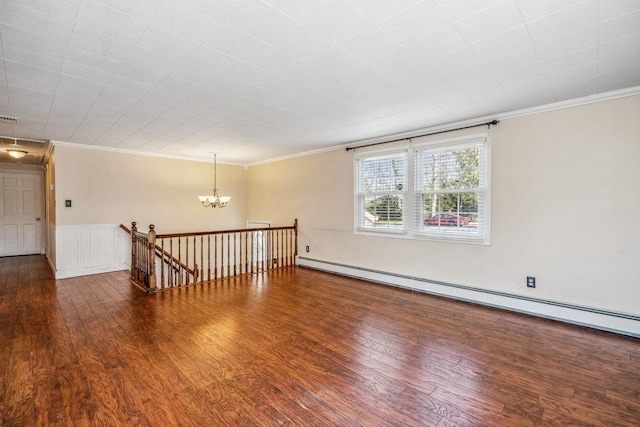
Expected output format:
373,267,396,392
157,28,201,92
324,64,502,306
296,256,640,338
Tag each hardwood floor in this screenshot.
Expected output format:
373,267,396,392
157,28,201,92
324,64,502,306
1,255,639,426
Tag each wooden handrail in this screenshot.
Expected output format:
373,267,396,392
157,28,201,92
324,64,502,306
123,223,297,240
120,223,195,276
155,224,295,239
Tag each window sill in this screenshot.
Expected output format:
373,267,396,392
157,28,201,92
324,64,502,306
355,229,490,245
355,228,408,237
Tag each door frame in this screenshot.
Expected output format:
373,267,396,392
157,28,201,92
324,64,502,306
0,166,46,257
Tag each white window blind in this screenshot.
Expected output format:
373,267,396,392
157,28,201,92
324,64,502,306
354,150,407,233
414,138,488,242
353,134,490,243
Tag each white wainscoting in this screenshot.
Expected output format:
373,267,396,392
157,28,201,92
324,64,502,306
54,224,130,279
296,257,640,338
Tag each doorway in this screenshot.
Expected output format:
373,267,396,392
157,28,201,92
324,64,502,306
0,171,45,256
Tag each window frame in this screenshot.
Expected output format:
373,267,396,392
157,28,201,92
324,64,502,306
354,148,409,235
413,135,490,244
353,133,491,245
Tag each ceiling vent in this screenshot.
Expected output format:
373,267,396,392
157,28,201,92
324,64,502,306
0,115,19,124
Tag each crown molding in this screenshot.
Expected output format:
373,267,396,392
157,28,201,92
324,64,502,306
50,140,244,166
244,143,349,167
497,85,640,121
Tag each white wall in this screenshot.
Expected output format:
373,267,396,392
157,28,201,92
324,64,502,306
248,95,640,318
55,223,130,279
53,145,247,232
51,145,247,278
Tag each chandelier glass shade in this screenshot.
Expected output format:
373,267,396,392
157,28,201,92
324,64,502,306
198,154,230,208
5,138,27,159
8,149,27,159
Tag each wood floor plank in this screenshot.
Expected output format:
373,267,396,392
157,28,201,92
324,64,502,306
538,392,640,426
2,292,36,425
229,366,355,426
1,255,640,425
56,282,128,425
63,276,199,426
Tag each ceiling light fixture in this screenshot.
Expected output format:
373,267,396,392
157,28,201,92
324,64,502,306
6,138,27,159
198,154,231,208
8,149,27,159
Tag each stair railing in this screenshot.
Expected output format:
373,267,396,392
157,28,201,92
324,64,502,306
123,220,298,293
129,222,157,292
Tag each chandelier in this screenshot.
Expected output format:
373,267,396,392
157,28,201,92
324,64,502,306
198,154,231,208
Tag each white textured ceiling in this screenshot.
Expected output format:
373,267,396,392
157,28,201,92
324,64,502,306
0,0,639,164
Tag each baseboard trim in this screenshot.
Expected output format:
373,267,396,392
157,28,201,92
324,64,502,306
55,263,129,280
296,257,640,338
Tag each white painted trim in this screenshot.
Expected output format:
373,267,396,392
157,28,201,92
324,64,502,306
296,257,640,338
50,141,244,166
0,248,43,256
246,220,271,228
498,85,640,121
55,263,129,280
245,144,348,167
55,223,123,229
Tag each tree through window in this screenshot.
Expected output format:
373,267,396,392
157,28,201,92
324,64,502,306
354,135,490,244
415,138,488,242
355,151,406,232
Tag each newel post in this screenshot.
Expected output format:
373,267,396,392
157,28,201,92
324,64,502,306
130,221,137,281
148,224,157,292
294,218,298,257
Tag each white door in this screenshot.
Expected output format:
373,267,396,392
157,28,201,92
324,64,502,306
0,172,44,256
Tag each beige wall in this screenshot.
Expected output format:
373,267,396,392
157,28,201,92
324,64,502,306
54,146,247,232
247,95,640,316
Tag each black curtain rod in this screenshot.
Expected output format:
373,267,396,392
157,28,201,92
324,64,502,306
345,119,499,152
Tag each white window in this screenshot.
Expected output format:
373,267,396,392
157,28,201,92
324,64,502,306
414,137,489,243
354,150,407,234
354,135,490,244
